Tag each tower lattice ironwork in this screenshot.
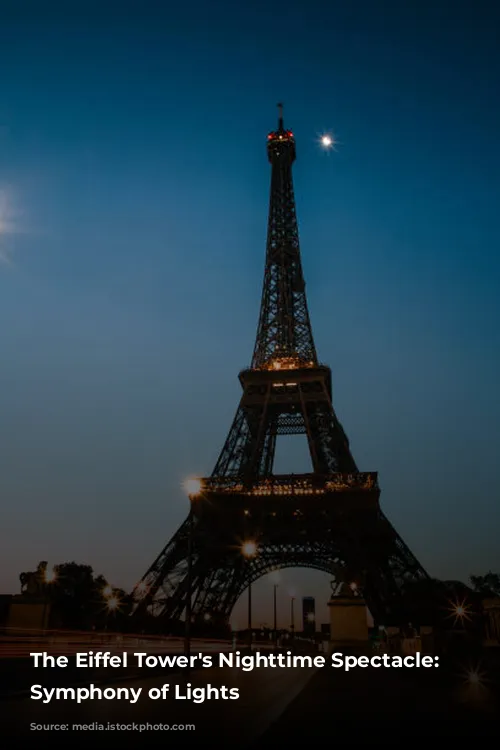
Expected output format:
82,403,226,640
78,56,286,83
132,105,429,628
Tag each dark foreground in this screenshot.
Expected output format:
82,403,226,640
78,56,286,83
2,650,499,744
263,651,500,741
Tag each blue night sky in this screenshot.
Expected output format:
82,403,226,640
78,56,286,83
1,1,499,626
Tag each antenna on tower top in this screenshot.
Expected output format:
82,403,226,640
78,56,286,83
277,102,284,129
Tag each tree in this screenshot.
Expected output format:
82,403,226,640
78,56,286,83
470,571,500,597
399,577,481,629
27,560,132,630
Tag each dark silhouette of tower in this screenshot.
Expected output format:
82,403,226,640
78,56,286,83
132,105,429,627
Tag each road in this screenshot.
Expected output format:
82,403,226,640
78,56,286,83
262,652,500,740
0,633,273,696
3,634,497,743
0,632,238,659
2,662,319,745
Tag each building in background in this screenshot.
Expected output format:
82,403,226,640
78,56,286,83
302,596,316,635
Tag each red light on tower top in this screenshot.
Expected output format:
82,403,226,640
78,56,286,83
266,103,296,163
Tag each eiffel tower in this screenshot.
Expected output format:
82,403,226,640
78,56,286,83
132,105,429,627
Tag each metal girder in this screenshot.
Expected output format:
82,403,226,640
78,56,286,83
252,115,316,369
212,372,358,479
132,490,428,626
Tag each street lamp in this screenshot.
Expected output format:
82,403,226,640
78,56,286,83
273,584,279,647
103,594,120,633
447,598,472,626
44,567,57,584
106,596,119,612
242,541,257,558
270,570,281,647
242,540,258,650
183,477,202,660
183,478,202,496
42,567,57,633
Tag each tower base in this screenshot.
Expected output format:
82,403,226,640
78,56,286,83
328,591,369,654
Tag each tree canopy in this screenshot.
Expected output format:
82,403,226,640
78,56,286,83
470,571,500,597
22,560,131,630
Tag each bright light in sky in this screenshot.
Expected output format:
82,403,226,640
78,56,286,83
318,133,338,150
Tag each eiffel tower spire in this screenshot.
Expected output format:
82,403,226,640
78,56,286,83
212,106,356,479
252,102,317,369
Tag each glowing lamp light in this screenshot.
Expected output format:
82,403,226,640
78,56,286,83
447,597,472,625
183,478,202,496
241,541,258,558
320,134,333,148
44,567,57,584
461,661,487,691
107,596,119,612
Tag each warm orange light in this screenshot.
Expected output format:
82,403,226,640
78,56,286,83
241,541,258,558
44,567,57,584
183,478,202,496
447,597,472,624
268,356,303,371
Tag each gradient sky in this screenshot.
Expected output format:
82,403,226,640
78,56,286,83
1,1,499,627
